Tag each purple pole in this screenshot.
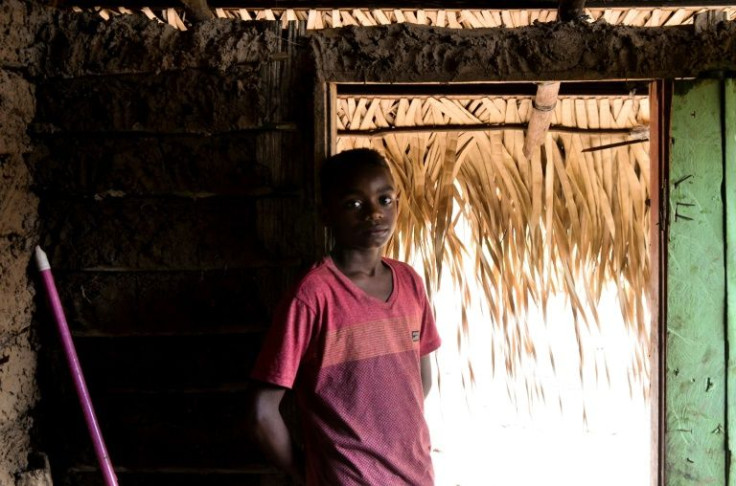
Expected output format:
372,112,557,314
35,246,118,486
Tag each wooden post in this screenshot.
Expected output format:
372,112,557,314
724,78,736,486
558,0,588,21
522,81,560,158
179,0,214,21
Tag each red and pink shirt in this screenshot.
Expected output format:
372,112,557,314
251,257,441,485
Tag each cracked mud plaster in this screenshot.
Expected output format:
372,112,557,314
0,159,41,483
40,13,282,77
1,1,42,483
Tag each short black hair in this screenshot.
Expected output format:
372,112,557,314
319,148,391,202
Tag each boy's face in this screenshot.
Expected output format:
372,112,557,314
323,164,398,251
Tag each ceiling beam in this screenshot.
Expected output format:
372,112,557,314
337,81,649,97
55,0,736,9
310,20,736,83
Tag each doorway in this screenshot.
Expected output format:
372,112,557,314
326,81,659,485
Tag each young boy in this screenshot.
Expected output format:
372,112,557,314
248,148,441,485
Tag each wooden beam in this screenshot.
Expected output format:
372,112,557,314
309,21,736,83
337,81,650,97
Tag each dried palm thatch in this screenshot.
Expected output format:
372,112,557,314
85,5,736,31
335,93,651,401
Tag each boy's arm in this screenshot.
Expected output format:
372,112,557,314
420,354,433,398
248,383,305,484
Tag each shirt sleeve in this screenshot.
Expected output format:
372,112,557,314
250,294,316,389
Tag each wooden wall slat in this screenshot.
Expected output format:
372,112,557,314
74,334,264,390
39,390,261,469
34,70,264,133
40,198,267,269
52,269,294,335
31,134,269,197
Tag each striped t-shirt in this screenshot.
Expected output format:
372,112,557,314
251,256,441,485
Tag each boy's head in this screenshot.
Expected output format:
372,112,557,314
319,149,398,251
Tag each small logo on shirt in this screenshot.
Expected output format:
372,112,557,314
411,330,420,342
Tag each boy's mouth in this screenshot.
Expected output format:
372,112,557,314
365,226,390,236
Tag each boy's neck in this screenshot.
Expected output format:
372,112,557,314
329,247,385,276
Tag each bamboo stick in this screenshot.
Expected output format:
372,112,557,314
523,82,561,158
340,122,640,137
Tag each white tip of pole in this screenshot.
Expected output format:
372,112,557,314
35,246,51,271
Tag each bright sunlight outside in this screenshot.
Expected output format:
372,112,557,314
417,227,651,486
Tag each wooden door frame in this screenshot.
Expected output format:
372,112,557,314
649,79,671,486
315,79,666,484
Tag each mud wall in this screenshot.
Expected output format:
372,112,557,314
29,13,316,486
0,0,53,484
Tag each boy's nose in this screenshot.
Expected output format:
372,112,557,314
364,204,383,221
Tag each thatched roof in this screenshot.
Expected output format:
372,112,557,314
83,5,736,30
336,90,651,398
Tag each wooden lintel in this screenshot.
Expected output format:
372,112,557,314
309,21,736,83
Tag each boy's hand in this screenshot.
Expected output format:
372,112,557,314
248,383,304,482
421,354,433,398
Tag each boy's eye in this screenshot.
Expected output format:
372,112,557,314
379,196,394,206
344,200,362,210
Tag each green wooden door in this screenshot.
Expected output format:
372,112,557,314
666,78,735,485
